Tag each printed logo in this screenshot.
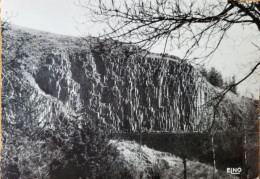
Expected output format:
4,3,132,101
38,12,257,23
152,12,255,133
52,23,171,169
227,167,242,175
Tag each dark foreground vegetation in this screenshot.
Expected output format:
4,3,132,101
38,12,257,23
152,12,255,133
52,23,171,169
112,132,258,179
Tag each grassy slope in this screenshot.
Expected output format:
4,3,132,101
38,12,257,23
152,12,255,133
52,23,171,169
108,140,239,179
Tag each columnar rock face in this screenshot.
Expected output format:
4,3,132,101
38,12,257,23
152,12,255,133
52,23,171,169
88,49,214,132
2,25,256,135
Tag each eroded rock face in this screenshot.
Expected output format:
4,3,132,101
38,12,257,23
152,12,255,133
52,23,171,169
3,25,257,134
30,46,212,132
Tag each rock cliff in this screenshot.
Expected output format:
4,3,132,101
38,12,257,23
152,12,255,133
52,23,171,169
2,25,257,134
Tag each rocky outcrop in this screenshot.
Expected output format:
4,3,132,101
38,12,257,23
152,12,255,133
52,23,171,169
2,25,257,135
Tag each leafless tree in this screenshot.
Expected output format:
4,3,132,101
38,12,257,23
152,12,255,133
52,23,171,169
80,0,260,99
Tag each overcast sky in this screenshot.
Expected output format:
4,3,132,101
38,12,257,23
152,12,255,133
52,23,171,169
2,0,259,98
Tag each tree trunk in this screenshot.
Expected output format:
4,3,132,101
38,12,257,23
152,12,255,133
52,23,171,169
183,156,187,179
242,130,248,179
211,135,216,179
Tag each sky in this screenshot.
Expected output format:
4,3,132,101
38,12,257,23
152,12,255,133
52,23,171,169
1,0,259,98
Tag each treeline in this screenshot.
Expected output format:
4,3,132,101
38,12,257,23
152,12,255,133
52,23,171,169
200,66,237,94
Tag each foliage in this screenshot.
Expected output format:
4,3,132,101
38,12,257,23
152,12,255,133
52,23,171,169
224,76,237,94
207,67,224,88
48,114,109,179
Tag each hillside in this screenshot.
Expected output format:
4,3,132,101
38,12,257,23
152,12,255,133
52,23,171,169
1,24,258,178
3,25,257,133
106,140,239,179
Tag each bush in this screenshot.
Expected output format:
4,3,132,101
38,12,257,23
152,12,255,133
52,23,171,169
48,114,109,179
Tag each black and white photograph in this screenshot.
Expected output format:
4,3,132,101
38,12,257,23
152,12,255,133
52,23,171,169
1,0,260,178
